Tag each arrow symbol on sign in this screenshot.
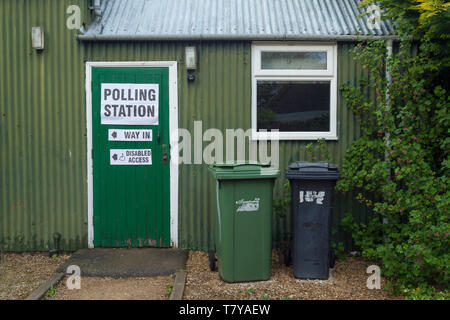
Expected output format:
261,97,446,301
111,131,118,139
112,154,118,161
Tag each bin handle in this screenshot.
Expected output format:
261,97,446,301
292,163,337,170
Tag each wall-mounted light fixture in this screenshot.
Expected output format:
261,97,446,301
31,26,44,50
185,46,197,81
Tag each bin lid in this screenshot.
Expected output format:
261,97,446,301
286,162,340,180
208,161,280,180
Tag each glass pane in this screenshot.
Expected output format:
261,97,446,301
257,81,330,132
261,52,327,70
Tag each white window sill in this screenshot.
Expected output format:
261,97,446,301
251,131,338,141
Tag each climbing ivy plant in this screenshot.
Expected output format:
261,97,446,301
337,34,449,298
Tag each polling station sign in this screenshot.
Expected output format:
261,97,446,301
101,83,159,125
110,149,152,166
108,129,152,142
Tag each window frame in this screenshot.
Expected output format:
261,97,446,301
251,43,338,141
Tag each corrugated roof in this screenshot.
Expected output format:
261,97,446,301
79,0,396,41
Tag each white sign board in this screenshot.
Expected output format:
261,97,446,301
108,129,152,142
101,83,159,125
110,149,152,166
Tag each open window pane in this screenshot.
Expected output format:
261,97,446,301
261,52,327,70
257,81,330,132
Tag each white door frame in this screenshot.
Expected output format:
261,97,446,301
85,61,179,248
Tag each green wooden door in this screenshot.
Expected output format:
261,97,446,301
92,67,170,247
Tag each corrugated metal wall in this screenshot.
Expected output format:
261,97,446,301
1,0,370,251
0,0,90,251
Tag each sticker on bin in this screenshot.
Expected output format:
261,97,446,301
300,191,325,205
236,198,260,212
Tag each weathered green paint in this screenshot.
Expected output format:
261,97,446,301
0,0,372,252
0,0,90,251
91,67,170,248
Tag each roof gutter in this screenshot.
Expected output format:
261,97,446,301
76,33,400,42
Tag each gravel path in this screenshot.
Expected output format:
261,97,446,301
0,252,70,300
1,250,405,300
45,275,174,300
184,251,405,300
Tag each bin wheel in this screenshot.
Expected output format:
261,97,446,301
329,248,336,269
284,248,291,266
208,250,217,272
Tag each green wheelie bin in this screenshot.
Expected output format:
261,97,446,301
208,162,280,282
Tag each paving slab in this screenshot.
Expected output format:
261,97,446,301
170,271,187,300
25,272,65,300
57,248,188,278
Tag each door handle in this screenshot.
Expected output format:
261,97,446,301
163,152,168,164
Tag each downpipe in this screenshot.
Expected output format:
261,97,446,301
92,0,102,18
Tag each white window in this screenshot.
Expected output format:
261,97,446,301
251,43,338,140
